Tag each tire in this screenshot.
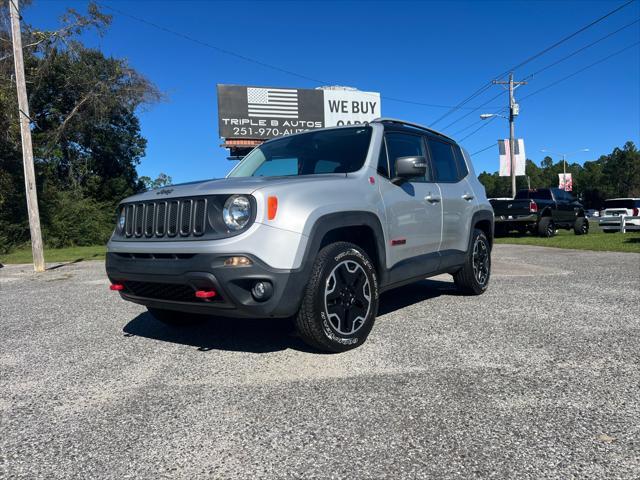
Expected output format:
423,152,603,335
573,216,589,235
538,217,556,237
294,242,379,353
147,307,207,326
453,228,491,295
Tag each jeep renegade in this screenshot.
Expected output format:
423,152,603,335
106,118,494,352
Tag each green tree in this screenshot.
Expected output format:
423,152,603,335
140,173,173,191
0,2,160,252
477,142,640,209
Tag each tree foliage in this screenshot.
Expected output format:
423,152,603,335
0,2,160,252
478,141,640,208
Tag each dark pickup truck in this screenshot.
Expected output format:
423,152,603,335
490,188,589,237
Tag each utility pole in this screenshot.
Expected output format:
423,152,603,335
9,0,45,272
493,73,527,198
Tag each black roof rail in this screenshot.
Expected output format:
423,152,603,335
371,117,455,142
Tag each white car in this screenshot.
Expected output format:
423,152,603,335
599,198,640,232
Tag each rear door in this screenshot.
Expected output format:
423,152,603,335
427,138,476,253
377,132,442,267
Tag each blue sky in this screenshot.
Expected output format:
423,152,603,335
27,0,640,183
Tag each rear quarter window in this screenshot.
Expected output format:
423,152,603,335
453,145,469,178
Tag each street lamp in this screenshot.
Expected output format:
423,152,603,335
540,148,589,191
480,113,508,120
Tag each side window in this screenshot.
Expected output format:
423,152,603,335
377,138,389,178
453,145,469,178
314,160,341,174
385,132,429,182
428,138,459,182
552,188,564,201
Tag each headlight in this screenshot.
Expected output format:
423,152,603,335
117,207,126,233
223,195,251,231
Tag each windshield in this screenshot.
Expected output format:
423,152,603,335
604,199,640,209
228,127,372,178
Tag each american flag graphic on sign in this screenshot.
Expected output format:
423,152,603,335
247,87,299,118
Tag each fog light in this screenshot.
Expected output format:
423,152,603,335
110,283,124,291
251,281,273,301
224,256,253,267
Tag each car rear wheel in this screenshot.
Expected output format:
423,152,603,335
294,242,379,353
538,217,556,237
573,217,589,235
453,228,491,295
147,307,207,326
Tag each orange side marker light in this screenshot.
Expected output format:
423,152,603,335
267,196,278,220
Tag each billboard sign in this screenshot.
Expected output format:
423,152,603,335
498,138,526,176
217,84,381,139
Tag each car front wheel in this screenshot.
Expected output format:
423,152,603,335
295,242,379,353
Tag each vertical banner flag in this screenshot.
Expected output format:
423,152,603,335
558,173,573,191
498,139,526,176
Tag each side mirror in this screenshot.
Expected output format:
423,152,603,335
392,156,427,185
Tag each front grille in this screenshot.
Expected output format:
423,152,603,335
167,201,179,237
123,197,207,239
123,280,218,303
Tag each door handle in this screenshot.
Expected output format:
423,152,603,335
462,193,474,201
425,195,441,204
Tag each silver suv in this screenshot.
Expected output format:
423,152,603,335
106,118,494,352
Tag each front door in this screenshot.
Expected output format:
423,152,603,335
377,132,442,270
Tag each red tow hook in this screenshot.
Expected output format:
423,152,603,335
195,290,217,299
110,283,124,291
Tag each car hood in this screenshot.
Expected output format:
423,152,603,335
120,174,349,203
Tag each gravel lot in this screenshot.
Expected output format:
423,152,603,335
1,244,639,479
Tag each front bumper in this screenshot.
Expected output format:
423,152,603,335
105,252,308,318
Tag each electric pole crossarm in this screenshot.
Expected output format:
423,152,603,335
9,0,45,272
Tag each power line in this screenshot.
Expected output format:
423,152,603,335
501,0,636,76
447,16,640,133
523,17,640,81
99,3,330,85
429,0,637,126
520,41,640,102
459,40,640,144
440,90,504,131
97,2,482,111
458,114,499,142
471,143,497,157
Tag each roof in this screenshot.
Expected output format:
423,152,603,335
370,117,455,142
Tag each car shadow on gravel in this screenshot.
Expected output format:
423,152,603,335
378,278,459,316
122,312,317,353
122,278,458,353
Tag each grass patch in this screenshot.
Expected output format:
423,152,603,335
495,228,640,253
0,245,106,265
